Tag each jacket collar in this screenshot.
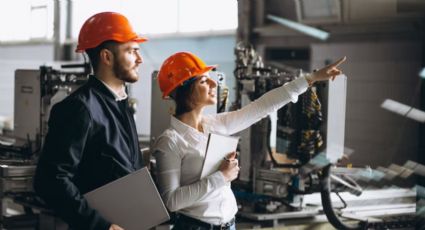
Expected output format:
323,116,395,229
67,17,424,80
88,75,127,101
96,78,128,101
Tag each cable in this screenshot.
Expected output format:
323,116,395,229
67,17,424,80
335,192,347,209
320,165,366,230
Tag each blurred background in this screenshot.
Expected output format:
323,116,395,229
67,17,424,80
0,0,424,229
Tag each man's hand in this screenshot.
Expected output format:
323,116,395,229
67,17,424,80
109,224,124,230
310,56,346,84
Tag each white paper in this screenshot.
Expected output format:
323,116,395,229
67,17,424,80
200,133,239,179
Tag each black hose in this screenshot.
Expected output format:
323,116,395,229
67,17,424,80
320,165,366,230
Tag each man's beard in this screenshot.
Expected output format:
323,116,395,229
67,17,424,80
113,59,139,83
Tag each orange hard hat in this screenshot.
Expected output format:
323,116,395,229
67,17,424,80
157,52,216,98
76,12,147,52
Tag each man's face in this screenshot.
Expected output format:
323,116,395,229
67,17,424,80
111,41,143,83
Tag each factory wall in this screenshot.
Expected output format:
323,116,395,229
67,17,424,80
311,41,422,167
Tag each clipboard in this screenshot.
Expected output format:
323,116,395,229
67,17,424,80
84,167,170,230
200,133,239,179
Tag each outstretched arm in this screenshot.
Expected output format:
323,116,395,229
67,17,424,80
213,57,347,135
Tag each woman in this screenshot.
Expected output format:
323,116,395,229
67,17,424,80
153,52,346,230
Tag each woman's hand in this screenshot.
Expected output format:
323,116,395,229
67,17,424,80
308,56,346,84
219,152,240,182
109,224,124,230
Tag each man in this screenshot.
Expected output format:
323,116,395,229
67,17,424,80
33,12,147,230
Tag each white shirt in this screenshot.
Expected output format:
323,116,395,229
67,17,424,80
96,77,128,101
153,76,309,225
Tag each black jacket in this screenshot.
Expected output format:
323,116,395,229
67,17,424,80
34,76,144,230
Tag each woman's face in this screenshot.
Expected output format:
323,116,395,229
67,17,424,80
191,74,218,108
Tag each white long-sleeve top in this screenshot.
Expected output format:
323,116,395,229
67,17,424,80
153,76,309,225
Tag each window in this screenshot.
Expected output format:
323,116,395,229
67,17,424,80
72,0,237,37
0,0,53,41
178,0,238,32
0,0,237,41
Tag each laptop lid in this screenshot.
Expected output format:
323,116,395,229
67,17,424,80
84,167,170,230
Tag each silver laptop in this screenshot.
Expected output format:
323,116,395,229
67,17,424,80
84,167,170,230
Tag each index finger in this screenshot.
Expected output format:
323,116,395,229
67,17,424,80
328,56,346,68
226,151,237,160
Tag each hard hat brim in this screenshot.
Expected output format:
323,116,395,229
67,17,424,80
131,35,149,43
75,35,148,53
161,65,216,98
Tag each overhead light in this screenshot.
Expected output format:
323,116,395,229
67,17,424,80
419,67,425,79
381,99,425,123
267,14,330,41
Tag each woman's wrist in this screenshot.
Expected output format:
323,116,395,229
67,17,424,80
304,73,314,86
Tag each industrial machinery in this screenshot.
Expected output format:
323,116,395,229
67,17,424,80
234,0,422,227
15,63,91,151
0,63,90,228
230,42,368,229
